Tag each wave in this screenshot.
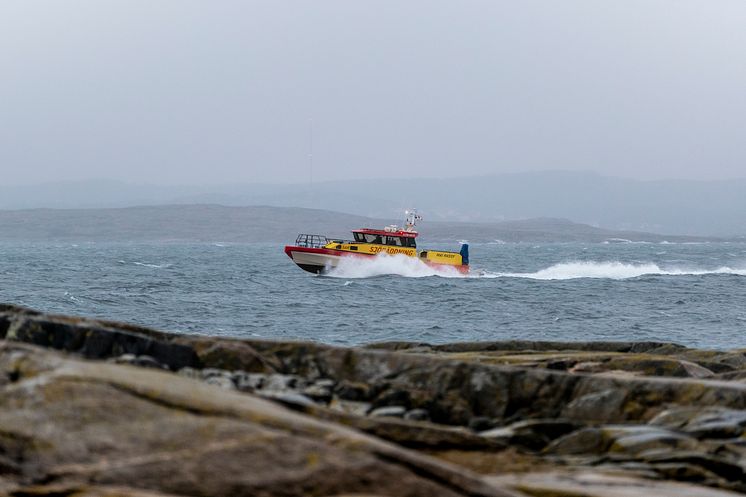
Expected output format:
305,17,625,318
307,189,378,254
493,261,746,280
325,255,746,281
132,261,170,269
602,238,633,244
325,253,464,279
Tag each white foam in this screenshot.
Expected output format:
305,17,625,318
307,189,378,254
133,261,170,269
604,238,633,244
494,261,746,280
326,253,464,279
325,256,746,281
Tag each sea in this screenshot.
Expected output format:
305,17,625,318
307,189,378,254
1,240,745,350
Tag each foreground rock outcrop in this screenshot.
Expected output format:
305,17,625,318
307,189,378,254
2,303,746,496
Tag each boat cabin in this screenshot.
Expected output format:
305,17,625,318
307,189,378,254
351,228,417,248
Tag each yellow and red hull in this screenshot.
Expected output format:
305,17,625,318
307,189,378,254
283,246,469,275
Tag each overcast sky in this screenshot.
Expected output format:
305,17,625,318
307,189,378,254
1,1,745,186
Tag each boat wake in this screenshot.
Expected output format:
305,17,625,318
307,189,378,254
485,261,746,280
327,257,746,280
325,254,465,279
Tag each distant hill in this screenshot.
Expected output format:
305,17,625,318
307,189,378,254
0,205,721,243
1,172,745,236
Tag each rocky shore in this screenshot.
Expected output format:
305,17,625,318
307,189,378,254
2,304,746,496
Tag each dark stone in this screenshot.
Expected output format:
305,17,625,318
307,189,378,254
301,384,333,403
469,417,496,432
334,380,372,401
404,409,431,422
372,388,412,410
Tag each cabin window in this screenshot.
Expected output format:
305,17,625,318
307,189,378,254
362,234,382,244
384,236,403,246
354,233,365,242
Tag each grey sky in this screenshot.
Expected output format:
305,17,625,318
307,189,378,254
1,1,745,185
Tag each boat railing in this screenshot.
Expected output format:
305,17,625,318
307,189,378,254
295,234,328,248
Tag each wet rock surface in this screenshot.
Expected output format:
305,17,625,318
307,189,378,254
2,303,746,496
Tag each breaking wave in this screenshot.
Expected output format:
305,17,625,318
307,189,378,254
325,253,464,279
492,261,746,280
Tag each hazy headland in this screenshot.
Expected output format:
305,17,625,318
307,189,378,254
2,172,746,237
0,203,726,244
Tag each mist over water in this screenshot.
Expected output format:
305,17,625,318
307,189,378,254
1,241,745,349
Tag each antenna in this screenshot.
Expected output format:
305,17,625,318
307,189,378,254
404,208,421,232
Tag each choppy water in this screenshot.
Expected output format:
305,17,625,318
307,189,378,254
1,241,745,349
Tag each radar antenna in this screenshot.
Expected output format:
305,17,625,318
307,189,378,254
404,209,422,232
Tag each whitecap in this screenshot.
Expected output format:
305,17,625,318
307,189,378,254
133,262,170,269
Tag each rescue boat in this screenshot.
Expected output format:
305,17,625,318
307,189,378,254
284,210,469,275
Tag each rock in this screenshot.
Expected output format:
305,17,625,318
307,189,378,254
595,357,715,378
0,340,514,497
256,390,317,408
4,484,184,496
481,419,582,451
404,409,431,422
300,403,507,450
488,470,744,497
561,388,628,423
643,452,746,486
650,406,746,439
687,421,744,439
514,419,583,441
136,355,168,370
176,366,201,380
649,406,707,429
329,399,373,417
569,361,605,374
544,427,609,455
469,417,497,432
372,388,412,410
200,367,233,381
187,338,279,372
264,373,305,391
609,428,700,456
478,427,514,444
232,371,267,392
301,383,333,403
8,303,746,494
546,425,700,457
110,354,168,370
370,406,407,418
204,375,236,390
314,378,337,388
1,309,199,369
335,380,372,401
